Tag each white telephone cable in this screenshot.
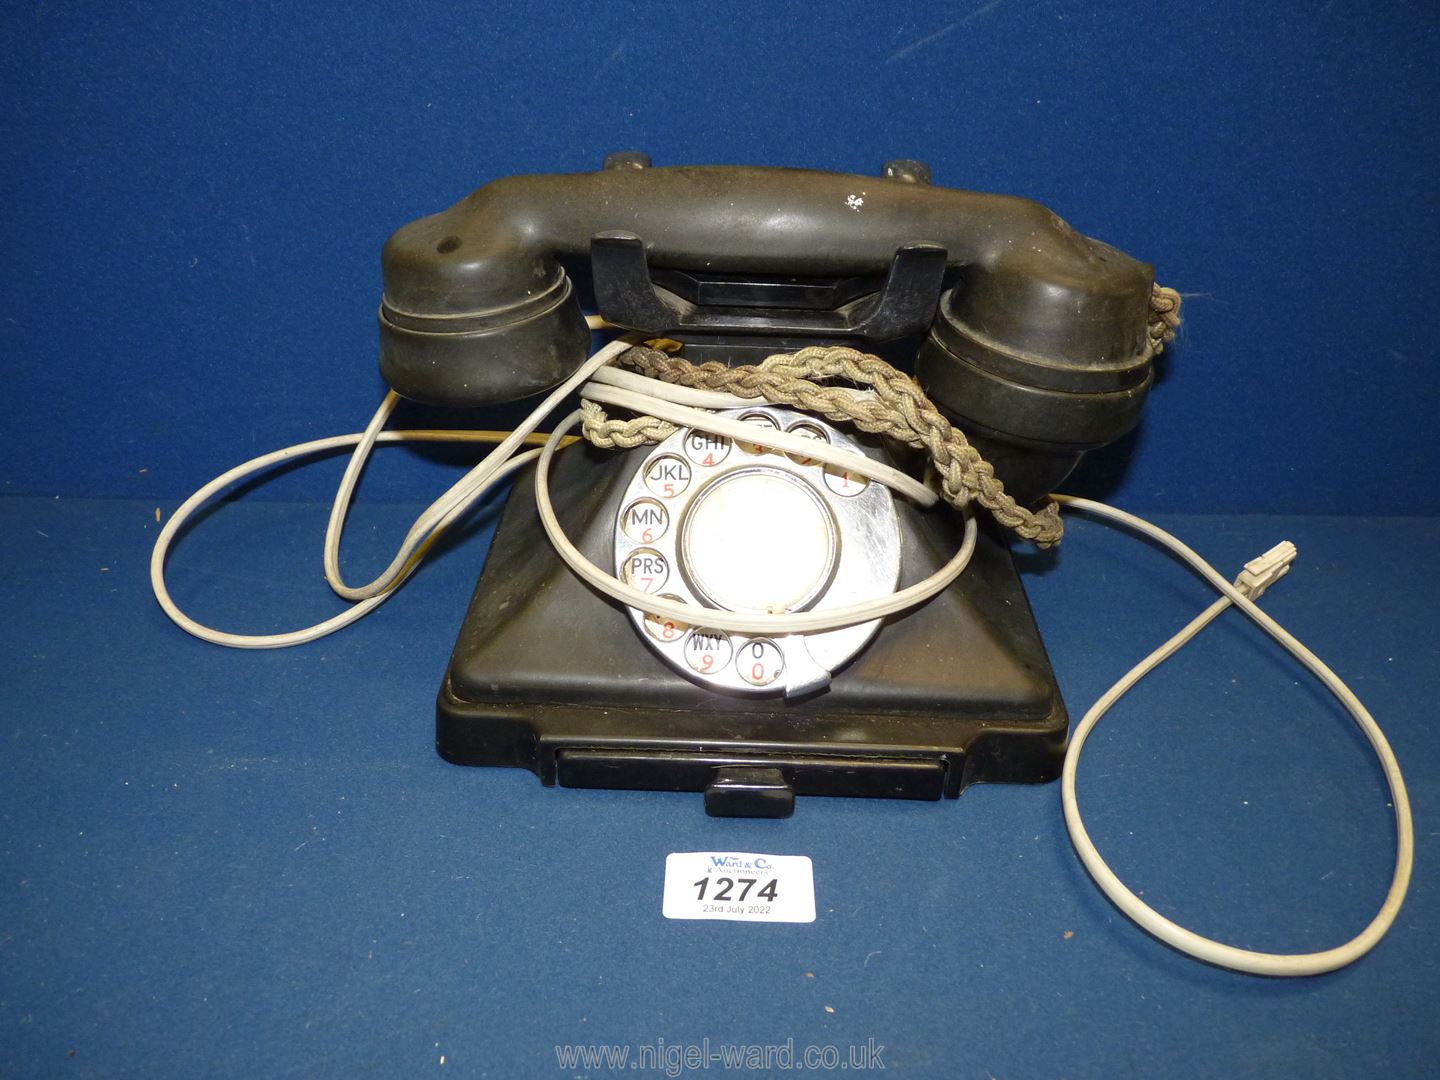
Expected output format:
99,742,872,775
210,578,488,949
320,338,921,603
1055,495,1413,976
152,336,961,646
149,435,543,648
578,381,937,508
585,364,759,410
585,363,879,414
321,334,642,601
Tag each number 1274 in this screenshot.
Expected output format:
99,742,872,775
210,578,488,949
693,876,779,902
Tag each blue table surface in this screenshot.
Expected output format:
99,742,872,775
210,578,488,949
2,492,1437,1078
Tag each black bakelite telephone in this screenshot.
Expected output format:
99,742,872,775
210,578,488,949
378,156,1161,818
155,156,1412,974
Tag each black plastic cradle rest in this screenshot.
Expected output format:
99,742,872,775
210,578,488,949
379,156,1163,817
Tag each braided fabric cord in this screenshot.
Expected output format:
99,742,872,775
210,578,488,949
1148,284,1183,356
583,284,1182,548
578,403,677,449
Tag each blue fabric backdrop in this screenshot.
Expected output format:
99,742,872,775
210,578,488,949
3,0,1436,512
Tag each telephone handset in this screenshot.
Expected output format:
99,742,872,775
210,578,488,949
152,156,1412,975
379,157,1158,509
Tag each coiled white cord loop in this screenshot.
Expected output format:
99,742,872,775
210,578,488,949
1056,496,1413,976
150,334,965,646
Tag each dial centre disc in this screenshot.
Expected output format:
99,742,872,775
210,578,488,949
679,468,838,613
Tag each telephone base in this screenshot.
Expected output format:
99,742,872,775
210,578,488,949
436,443,1068,816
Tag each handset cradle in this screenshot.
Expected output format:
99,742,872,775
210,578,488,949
590,233,950,343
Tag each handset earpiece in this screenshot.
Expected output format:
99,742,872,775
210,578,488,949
378,207,591,407
916,238,1158,504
